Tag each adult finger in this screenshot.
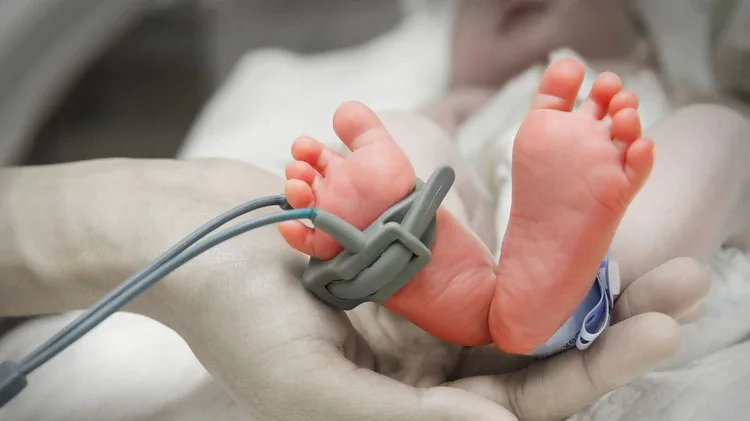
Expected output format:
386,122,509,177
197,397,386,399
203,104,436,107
450,313,681,420
612,257,710,324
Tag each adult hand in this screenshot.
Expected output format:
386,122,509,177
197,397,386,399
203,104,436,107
448,257,709,420
0,158,708,421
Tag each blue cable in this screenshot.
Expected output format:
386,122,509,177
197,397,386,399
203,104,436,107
22,195,288,367
0,202,315,408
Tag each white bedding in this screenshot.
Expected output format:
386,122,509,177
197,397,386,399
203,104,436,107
178,0,457,177
574,335,750,421
178,3,750,420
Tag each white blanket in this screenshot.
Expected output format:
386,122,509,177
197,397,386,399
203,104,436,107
178,3,750,420
179,0,457,177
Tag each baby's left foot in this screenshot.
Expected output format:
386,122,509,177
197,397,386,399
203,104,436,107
278,102,416,260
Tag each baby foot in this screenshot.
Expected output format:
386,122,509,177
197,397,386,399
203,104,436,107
278,101,416,260
489,58,655,353
281,101,498,346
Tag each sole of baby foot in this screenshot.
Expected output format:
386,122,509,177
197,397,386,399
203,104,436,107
489,57,655,354
278,101,416,260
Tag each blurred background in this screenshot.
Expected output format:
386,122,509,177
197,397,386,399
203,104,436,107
3,0,402,165
1,0,746,168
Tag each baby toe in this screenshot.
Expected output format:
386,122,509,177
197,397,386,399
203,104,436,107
608,90,639,116
333,101,389,151
278,221,315,256
291,135,342,176
530,57,585,112
285,161,318,186
624,137,655,188
576,72,623,120
285,179,315,209
611,108,642,145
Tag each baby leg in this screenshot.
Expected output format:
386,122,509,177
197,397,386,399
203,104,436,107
611,104,750,286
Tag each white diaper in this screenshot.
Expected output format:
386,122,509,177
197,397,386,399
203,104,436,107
528,252,621,358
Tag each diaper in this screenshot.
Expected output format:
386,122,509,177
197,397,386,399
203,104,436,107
528,252,621,358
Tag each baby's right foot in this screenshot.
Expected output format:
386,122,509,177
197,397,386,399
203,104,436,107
489,58,654,353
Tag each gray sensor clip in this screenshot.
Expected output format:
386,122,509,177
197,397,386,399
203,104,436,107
303,165,455,310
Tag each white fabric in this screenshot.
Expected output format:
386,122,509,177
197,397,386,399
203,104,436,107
573,335,750,421
178,0,457,177
0,313,228,421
